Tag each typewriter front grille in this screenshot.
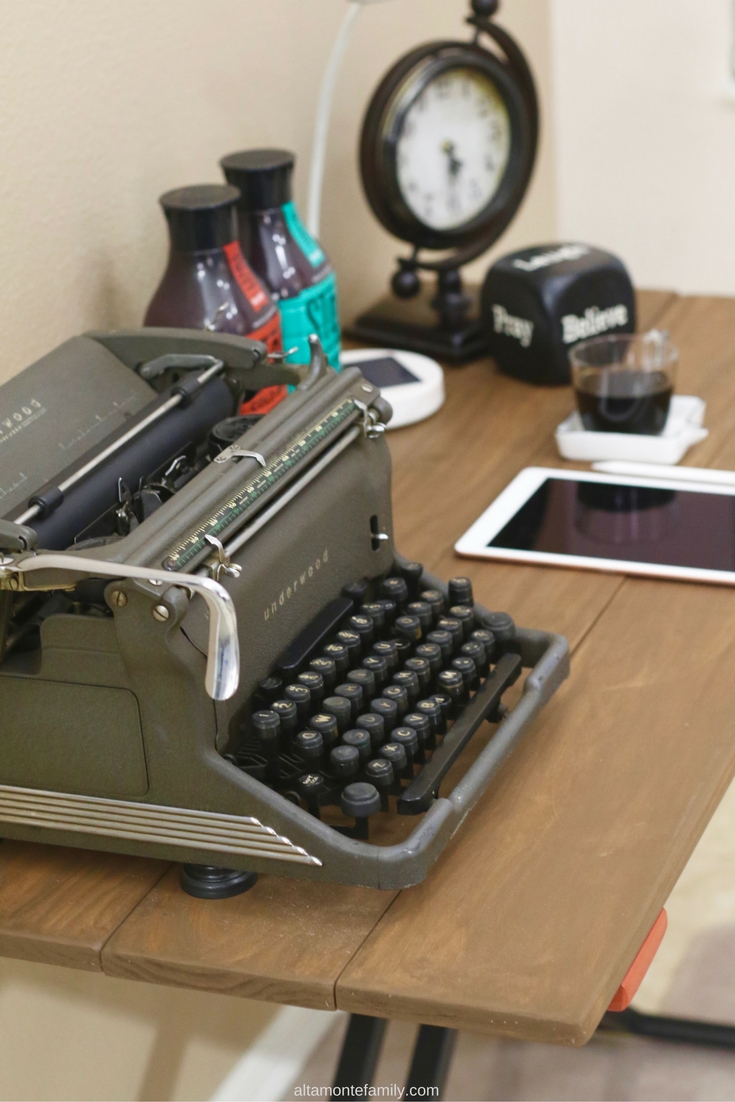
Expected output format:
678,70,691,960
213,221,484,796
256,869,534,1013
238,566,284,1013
231,562,523,842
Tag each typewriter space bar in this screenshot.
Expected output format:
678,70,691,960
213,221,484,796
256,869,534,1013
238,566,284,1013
275,596,354,676
397,652,523,815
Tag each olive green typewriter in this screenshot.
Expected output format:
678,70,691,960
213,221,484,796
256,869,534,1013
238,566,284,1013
0,328,568,896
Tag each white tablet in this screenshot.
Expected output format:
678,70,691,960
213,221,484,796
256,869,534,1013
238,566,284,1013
455,467,735,586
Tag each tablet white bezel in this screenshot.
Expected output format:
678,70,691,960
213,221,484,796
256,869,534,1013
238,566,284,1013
454,466,735,586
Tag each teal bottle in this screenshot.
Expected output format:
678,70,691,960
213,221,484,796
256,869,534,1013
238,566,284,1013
220,149,341,370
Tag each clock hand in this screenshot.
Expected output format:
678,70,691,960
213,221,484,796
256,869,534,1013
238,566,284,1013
441,140,463,179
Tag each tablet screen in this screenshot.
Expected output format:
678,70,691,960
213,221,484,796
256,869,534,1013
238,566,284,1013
488,477,735,572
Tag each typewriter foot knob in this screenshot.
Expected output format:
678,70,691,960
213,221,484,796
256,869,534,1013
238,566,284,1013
179,864,257,899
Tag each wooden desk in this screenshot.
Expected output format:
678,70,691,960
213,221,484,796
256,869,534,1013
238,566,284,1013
3,290,734,1044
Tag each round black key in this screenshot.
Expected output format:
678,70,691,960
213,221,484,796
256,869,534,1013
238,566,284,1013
437,617,463,653
448,605,475,639
404,656,432,695
284,683,311,724
335,629,362,662
448,576,474,607
343,577,369,603
309,656,338,692
484,611,516,648
376,599,397,631
430,693,451,734
402,712,430,761
451,655,478,692
406,601,433,632
297,772,323,817
394,614,422,645
470,628,496,664
392,726,419,773
380,576,409,609
340,781,381,821
323,642,350,674
461,640,488,677
334,682,364,720
347,667,376,700
356,712,385,750
393,669,419,707
361,654,389,691
395,638,412,665
436,671,464,714
271,699,298,747
414,698,442,743
295,729,324,762
421,589,445,622
323,695,352,734
256,675,283,707
330,743,360,781
382,683,408,719
415,642,442,680
365,758,394,808
370,696,398,735
399,560,424,597
252,710,280,756
380,741,408,774
342,728,372,762
297,670,325,708
308,712,339,751
373,640,399,670
348,614,374,649
360,602,386,633
426,629,453,662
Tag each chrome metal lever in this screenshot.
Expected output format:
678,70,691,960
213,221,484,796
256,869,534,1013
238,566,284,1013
0,554,240,701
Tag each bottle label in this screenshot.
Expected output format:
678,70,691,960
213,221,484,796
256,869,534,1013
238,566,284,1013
240,384,287,415
223,241,271,312
279,271,341,370
250,310,283,356
282,202,326,269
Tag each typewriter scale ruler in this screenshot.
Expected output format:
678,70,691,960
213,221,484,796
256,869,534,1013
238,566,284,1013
163,398,359,572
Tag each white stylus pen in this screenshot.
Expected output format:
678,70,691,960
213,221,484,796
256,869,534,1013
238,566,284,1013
592,460,735,487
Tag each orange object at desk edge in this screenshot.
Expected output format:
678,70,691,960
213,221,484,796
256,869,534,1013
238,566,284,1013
608,909,668,1012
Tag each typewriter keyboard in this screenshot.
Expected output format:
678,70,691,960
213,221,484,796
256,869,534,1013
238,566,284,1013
230,565,523,841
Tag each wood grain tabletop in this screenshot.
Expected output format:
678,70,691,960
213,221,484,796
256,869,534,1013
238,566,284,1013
6,289,735,1044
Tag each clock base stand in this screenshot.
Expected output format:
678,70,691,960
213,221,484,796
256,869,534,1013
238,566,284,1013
345,283,487,365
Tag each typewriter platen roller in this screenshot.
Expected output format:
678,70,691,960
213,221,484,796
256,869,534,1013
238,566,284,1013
0,329,568,891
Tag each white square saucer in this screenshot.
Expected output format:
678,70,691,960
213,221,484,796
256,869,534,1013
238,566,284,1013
555,395,707,464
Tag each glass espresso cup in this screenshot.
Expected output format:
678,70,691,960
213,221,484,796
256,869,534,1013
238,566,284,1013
570,331,678,434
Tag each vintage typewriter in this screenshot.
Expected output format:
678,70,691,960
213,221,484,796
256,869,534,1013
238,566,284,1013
0,328,568,896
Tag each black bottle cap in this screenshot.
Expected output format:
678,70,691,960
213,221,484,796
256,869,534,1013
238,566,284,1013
340,781,381,819
220,149,294,212
159,184,240,252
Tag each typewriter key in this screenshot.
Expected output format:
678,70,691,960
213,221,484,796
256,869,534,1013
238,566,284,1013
404,656,432,695
255,675,283,707
285,683,311,724
335,682,364,720
270,699,298,748
343,578,369,603
297,671,325,708
340,782,381,838
451,656,478,693
361,654,389,691
426,629,453,662
252,710,280,756
348,615,374,649
330,743,360,782
335,630,362,663
347,667,376,699
437,618,463,653
323,642,350,674
415,642,442,680
403,713,430,761
394,614,422,644
297,772,323,818
376,599,397,631
395,638,412,665
461,640,488,678
430,694,452,733
421,589,446,621
295,729,324,762
399,561,424,598
470,628,496,664
309,657,338,692
379,741,408,779
356,712,385,750
380,576,409,609
370,697,398,735
448,576,474,607
342,728,372,762
392,727,419,775
414,698,442,743
484,611,516,651
393,669,420,707
437,669,465,711
406,601,433,633
360,602,385,631
308,713,339,751
323,695,352,734
365,758,394,809
382,683,409,720
448,605,475,639
373,640,399,671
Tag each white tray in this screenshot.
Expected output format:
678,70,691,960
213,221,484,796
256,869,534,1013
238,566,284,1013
555,395,707,464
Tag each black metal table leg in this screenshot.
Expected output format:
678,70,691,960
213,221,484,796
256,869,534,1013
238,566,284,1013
406,1024,457,1100
332,1014,388,1099
599,1007,735,1049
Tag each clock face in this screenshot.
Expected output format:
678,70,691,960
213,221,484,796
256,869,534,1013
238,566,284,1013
395,67,511,232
